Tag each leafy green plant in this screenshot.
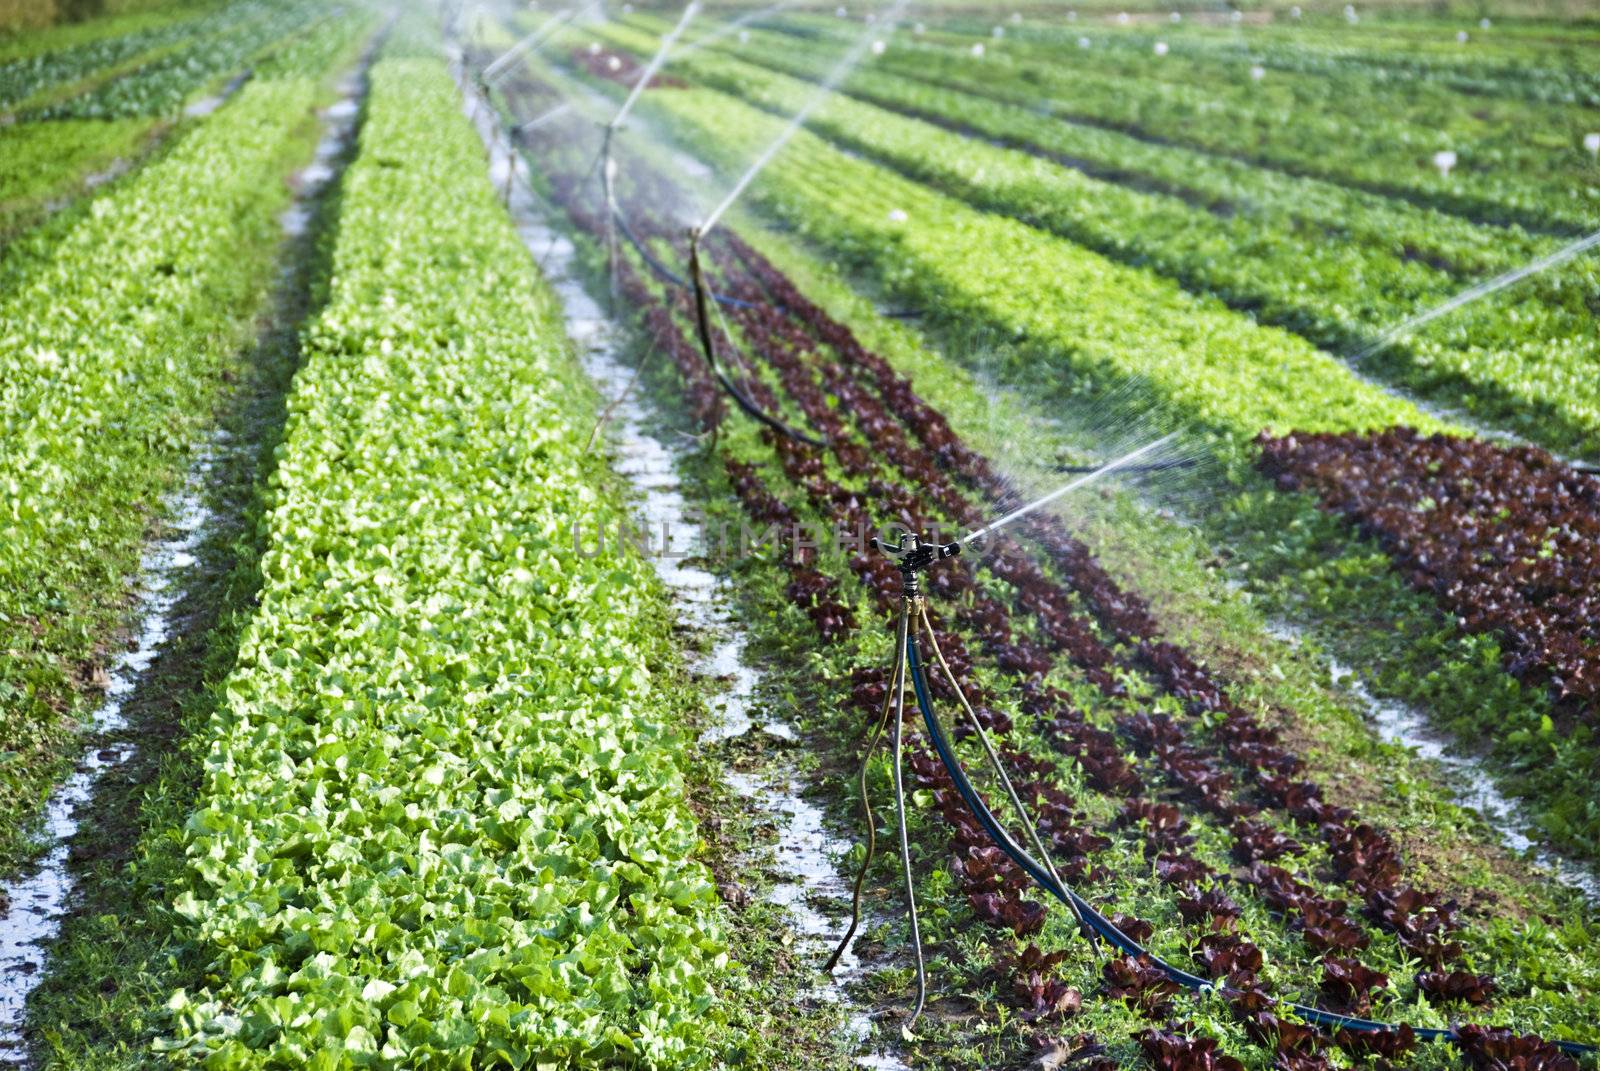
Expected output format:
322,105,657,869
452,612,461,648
161,35,726,1070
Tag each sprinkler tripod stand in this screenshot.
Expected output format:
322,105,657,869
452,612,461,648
821,536,1597,1056
825,531,1082,1028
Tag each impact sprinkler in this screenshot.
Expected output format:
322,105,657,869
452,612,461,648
822,530,1082,1025
824,436,1175,1026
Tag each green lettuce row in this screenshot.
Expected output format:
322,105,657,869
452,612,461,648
162,42,724,1071
664,18,1552,281
611,23,1599,457
587,73,1432,442
764,16,1600,234
0,4,217,109
29,0,325,121
0,21,357,870
932,14,1600,107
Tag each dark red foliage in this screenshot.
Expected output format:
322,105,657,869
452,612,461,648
567,45,687,88
1194,933,1263,979
1453,1025,1579,1071
1104,955,1182,1017
1229,818,1304,864
1332,1025,1416,1060
1416,969,1497,1005
1135,1027,1246,1071
1319,955,1388,1012
1258,427,1600,713
1175,885,1242,929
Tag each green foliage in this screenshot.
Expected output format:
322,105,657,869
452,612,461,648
0,115,155,240
770,14,1600,233
0,3,215,109
26,0,324,119
0,45,333,874
640,21,1600,457
160,44,726,1070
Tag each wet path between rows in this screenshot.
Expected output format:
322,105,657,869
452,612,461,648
452,52,912,1070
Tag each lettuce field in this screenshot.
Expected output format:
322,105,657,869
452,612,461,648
0,0,1597,1068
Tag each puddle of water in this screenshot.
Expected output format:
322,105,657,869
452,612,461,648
0,441,219,1056
1266,619,1600,904
453,59,909,1068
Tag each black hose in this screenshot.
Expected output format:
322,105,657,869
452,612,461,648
614,207,776,311
687,237,824,447
904,635,1596,1056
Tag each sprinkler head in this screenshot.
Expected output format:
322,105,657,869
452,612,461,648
872,532,962,594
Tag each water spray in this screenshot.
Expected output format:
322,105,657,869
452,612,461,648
599,0,702,306
673,0,907,444
1352,225,1600,366
695,0,910,242
672,0,800,59
481,2,598,88
816,429,1596,1053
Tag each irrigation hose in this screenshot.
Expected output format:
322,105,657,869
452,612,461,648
613,206,776,311
916,602,1086,931
902,634,1597,1056
687,235,826,446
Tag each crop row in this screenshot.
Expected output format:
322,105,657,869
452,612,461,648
495,55,1595,1063
0,3,215,110
161,34,724,1069
609,20,1600,457
1260,428,1600,723
930,15,1600,107
654,16,1551,282
767,16,1600,234
28,0,330,121
0,12,369,872
558,48,1433,445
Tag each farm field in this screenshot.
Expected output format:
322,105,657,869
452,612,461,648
0,0,1597,1068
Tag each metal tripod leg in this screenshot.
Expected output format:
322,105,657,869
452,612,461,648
894,596,928,1026
600,126,620,313
825,598,906,972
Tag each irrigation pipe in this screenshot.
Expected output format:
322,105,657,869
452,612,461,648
687,232,825,446
903,625,1598,1055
